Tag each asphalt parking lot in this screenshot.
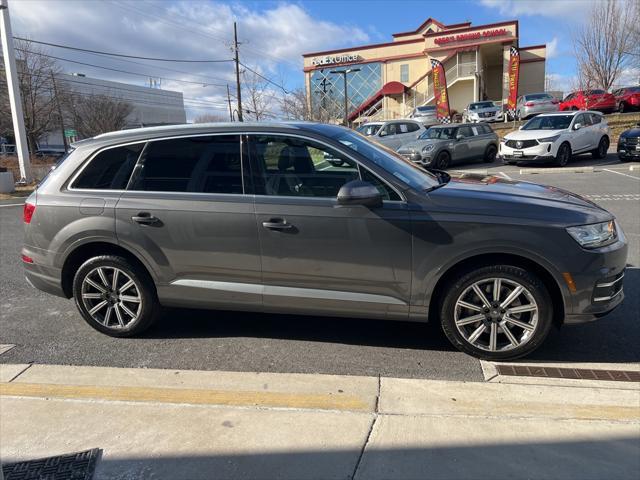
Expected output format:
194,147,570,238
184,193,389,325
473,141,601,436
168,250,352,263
0,153,638,382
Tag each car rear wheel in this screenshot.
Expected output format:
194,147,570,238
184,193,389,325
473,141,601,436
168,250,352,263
483,145,497,163
618,102,625,113
439,265,553,360
73,255,160,337
592,136,609,159
435,151,451,169
555,143,571,167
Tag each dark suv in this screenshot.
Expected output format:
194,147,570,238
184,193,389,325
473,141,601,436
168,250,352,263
22,122,627,360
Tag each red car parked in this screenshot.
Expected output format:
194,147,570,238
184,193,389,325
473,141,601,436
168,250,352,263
613,86,640,113
559,90,616,113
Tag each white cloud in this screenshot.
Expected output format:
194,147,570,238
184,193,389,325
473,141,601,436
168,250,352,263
8,1,370,120
545,37,559,59
480,0,598,18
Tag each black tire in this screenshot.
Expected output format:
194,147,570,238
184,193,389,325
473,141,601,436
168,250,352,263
73,255,160,337
571,106,578,111
592,136,609,159
555,142,571,167
435,151,451,169
439,265,553,360
483,144,498,163
618,102,625,113
505,161,517,166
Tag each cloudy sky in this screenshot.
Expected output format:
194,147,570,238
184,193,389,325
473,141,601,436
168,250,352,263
8,0,638,120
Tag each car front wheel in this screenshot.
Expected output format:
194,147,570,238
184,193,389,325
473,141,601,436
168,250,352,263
440,265,553,360
73,255,160,337
435,151,451,169
555,143,571,167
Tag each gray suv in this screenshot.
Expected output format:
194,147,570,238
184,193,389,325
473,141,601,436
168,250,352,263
22,122,627,360
356,120,425,150
397,123,499,169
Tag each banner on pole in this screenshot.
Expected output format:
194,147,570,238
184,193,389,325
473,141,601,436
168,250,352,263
506,46,520,117
430,59,451,124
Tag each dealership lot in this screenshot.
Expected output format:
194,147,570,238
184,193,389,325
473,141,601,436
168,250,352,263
0,154,638,382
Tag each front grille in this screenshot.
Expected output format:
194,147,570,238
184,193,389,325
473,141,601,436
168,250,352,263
505,139,538,149
593,270,625,302
621,136,639,146
480,112,495,118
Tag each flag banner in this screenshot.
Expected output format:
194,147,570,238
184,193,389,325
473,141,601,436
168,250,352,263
430,58,451,124
507,46,520,117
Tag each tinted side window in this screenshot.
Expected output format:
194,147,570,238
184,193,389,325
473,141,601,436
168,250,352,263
73,143,143,190
590,113,602,124
405,122,420,133
360,167,401,201
130,135,242,193
250,135,359,198
458,126,473,137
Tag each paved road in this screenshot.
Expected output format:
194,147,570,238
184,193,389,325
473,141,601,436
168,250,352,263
1,154,638,381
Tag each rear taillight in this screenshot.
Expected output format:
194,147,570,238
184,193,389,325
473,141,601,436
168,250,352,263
23,202,36,224
525,102,534,107
21,254,34,264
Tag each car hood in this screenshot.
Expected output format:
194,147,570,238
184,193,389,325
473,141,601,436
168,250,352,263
469,107,500,114
397,139,442,152
427,172,611,225
504,129,566,141
620,127,640,138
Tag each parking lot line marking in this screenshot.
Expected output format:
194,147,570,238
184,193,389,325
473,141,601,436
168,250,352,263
0,382,371,412
0,203,24,208
603,168,640,180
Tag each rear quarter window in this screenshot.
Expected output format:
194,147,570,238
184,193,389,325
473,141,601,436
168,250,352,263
72,143,143,190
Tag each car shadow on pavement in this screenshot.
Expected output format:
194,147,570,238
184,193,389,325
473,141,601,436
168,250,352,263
146,308,455,352
90,437,639,480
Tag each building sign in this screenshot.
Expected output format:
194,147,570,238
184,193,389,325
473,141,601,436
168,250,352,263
434,28,509,45
430,59,451,123
506,46,520,114
312,54,361,66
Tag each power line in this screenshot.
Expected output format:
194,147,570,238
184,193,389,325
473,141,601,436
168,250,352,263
13,36,233,63
14,48,232,88
240,62,289,94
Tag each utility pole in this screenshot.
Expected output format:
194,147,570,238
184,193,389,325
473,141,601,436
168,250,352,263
233,22,243,122
226,84,233,121
50,72,69,153
330,68,360,127
0,0,31,182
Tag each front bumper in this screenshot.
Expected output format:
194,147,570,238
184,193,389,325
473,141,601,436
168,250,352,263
399,150,434,166
617,141,640,159
499,141,557,162
469,112,504,123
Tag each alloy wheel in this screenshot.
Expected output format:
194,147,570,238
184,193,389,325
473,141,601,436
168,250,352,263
453,277,539,352
81,266,142,328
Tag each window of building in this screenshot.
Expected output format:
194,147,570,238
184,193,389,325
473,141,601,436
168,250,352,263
400,64,409,83
72,143,143,190
129,135,243,194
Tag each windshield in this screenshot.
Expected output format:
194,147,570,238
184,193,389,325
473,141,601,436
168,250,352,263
416,106,435,112
469,102,494,110
522,115,573,130
419,127,457,140
588,89,605,95
330,129,440,190
37,148,75,188
357,124,382,136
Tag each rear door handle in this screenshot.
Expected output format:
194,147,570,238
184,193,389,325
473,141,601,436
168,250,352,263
262,219,293,230
132,212,160,225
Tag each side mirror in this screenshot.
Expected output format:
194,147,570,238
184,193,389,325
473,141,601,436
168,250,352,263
337,180,383,208
573,123,582,130
456,134,464,140
379,130,387,137
518,125,524,130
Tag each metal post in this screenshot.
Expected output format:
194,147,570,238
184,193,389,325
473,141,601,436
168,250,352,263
1,0,31,182
330,68,360,127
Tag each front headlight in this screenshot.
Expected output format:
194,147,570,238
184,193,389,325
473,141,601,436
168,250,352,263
538,134,561,143
566,221,617,248
422,144,435,152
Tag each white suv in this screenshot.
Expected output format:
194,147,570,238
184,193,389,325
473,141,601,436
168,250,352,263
500,111,610,166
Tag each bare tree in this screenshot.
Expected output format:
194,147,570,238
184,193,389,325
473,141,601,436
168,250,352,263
63,93,133,138
573,0,636,90
193,113,227,123
0,39,65,151
280,88,310,121
241,68,277,121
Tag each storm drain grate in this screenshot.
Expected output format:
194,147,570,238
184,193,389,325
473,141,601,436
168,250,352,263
496,365,640,383
2,448,100,480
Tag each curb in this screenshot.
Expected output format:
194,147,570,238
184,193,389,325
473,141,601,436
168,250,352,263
519,166,595,174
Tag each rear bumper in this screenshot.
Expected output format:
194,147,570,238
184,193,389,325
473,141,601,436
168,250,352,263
520,105,559,118
22,245,66,298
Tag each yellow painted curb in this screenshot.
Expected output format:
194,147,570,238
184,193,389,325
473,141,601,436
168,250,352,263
0,382,370,412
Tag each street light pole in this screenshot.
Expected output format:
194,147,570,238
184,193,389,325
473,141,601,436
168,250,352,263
330,68,360,127
0,0,31,182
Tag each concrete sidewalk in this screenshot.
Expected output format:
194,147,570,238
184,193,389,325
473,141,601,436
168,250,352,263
1,363,639,480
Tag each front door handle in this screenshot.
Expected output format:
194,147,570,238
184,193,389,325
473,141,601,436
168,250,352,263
262,218,293,230
132,212,160,225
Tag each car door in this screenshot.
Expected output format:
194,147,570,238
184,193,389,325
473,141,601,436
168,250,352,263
570,114,590,152
468,125,487,160
247,133,412,319
115,134,263,310
451,126,472,163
